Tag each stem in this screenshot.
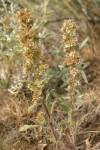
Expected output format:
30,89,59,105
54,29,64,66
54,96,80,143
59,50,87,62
70,96,77,150
42,99,58,141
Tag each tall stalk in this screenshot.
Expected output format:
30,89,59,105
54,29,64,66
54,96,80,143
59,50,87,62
61,19,81,150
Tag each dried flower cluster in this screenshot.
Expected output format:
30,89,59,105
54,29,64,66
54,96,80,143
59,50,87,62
16,8,48,123
62,19,80,95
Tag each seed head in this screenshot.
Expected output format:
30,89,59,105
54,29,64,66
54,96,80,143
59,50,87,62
62,19,81,96
62,19,78,48
16,8,34,29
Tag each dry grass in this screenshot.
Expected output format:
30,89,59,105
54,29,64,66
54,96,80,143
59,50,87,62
77,90,100,150
0,89,33,130
0,81,100,150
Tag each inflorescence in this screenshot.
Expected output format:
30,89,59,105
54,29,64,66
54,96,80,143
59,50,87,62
61,19,81,95
16,8,48,123
61,19,81,149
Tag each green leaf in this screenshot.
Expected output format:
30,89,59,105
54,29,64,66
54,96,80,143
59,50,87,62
28,103,38,113
46,89,54,107
82,62,90,69
51,101,56,115
79,37,89,50
19,125,39,132
0,79,10,89
61,82,67,88
81,70,88,83
46,90,51,107
60,101,68,111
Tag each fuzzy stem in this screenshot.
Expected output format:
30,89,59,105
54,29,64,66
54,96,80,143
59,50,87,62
42,99,58,141
69,96,77,150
